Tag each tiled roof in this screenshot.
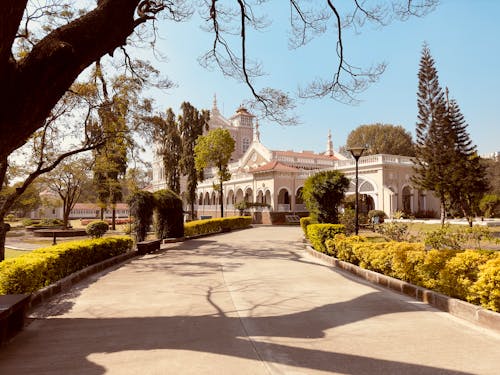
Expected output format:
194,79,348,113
250,160,300,173
274,150,340,160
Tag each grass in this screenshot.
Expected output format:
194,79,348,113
4,248,30,259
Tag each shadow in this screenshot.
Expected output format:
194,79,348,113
0,228,479,374
0,293,472,374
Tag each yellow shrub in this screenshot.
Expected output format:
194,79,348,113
468,254,500,312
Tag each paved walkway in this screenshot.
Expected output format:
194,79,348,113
1,226,499,374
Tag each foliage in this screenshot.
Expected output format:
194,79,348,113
484,158,500,195
300,216,316,236
178,102,210,218
338,209,356,235
153,189,184,239
194,128,235,217
85,220,110,239
322,235,499,311
0,236,132,294
44,156,91,228
302,170,350,223
413,45,487,226
468,255,500,312
306,224,346,253
424,224,466,250
479,194,500,218
374,222,413,242
346,123,415,156
184,217,252,237
367,210,386,223
127,190,155,242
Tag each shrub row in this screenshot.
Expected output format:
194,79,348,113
324,234,500,312
0,236,132,295
80,218,131,226
184,216,252,237
306,223,346,253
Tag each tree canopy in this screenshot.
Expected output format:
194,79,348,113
346,123,415,156
194,128,235,217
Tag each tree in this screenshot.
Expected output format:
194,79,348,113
194,128,235,218
0,1,436,259
413,46,487,227
152,108,183,194
302,170,350,223
0,183,42,218
412,45,457,225
445,98,487,226
45,157,91,228
346,124,415,156
179,102,210,219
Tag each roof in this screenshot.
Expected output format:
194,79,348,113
273,150,340,160
249,160,300,173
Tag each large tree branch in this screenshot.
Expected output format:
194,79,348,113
0,1,28,69
0,0,144,159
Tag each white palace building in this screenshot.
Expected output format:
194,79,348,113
151,96,440,224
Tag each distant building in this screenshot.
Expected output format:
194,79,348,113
151,96,441,223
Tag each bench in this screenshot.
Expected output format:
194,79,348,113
136,239,162,255
285,215,301,224
0,294,30,345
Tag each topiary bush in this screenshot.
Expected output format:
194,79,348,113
127,190,155,242
86,220,109,238
306,223,345,253
154,189,184,239
0,236,132,294
368,210,386,223
302,170,350,223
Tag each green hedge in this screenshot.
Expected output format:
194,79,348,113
184,216,252,237
0,236,132,294
323,234,499,312
300,216,316,236
306,224,346,253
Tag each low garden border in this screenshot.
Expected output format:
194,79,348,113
303,241,500,333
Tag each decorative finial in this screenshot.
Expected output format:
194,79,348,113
254,119,261,142
326,129,334,156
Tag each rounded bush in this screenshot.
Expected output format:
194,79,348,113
86,220,109,238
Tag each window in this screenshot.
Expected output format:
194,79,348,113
242,137,250,153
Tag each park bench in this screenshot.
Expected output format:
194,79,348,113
136,239,162,255
285,215,301,224
0,294,30,346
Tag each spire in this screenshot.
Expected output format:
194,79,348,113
212,93,220,116
254,119,261,142
325,129,334,156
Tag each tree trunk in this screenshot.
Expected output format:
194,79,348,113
220,178,224,218
440,201,446,227
112,207,116,230
100,208,104,220
0,217,7,262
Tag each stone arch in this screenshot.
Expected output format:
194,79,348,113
295,186,304,204
204,192,210,205
256,190,264,204
235,188,244,204
198,193,203,206
244,187,253,203
264,190,272,206
211,191,217,205
277,187,291,211
402,185,413,214
226,190,235,206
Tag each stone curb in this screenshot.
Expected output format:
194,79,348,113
28,251,138,310
304,244,500,334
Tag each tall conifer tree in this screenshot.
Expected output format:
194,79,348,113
413,44,456,224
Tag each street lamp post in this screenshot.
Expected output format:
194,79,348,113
348,146,367,235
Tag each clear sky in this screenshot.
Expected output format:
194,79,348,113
144,0,500,158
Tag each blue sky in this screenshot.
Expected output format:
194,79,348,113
145,0,499,157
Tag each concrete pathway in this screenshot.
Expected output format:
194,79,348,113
0,226,499,374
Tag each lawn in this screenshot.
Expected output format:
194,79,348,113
4,248,30,259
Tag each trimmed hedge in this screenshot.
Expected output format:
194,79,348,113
306,224,346,253
0,236,132,294
300,216,315,236
323,234,499,312
86,220,109,238
184,216,252,237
